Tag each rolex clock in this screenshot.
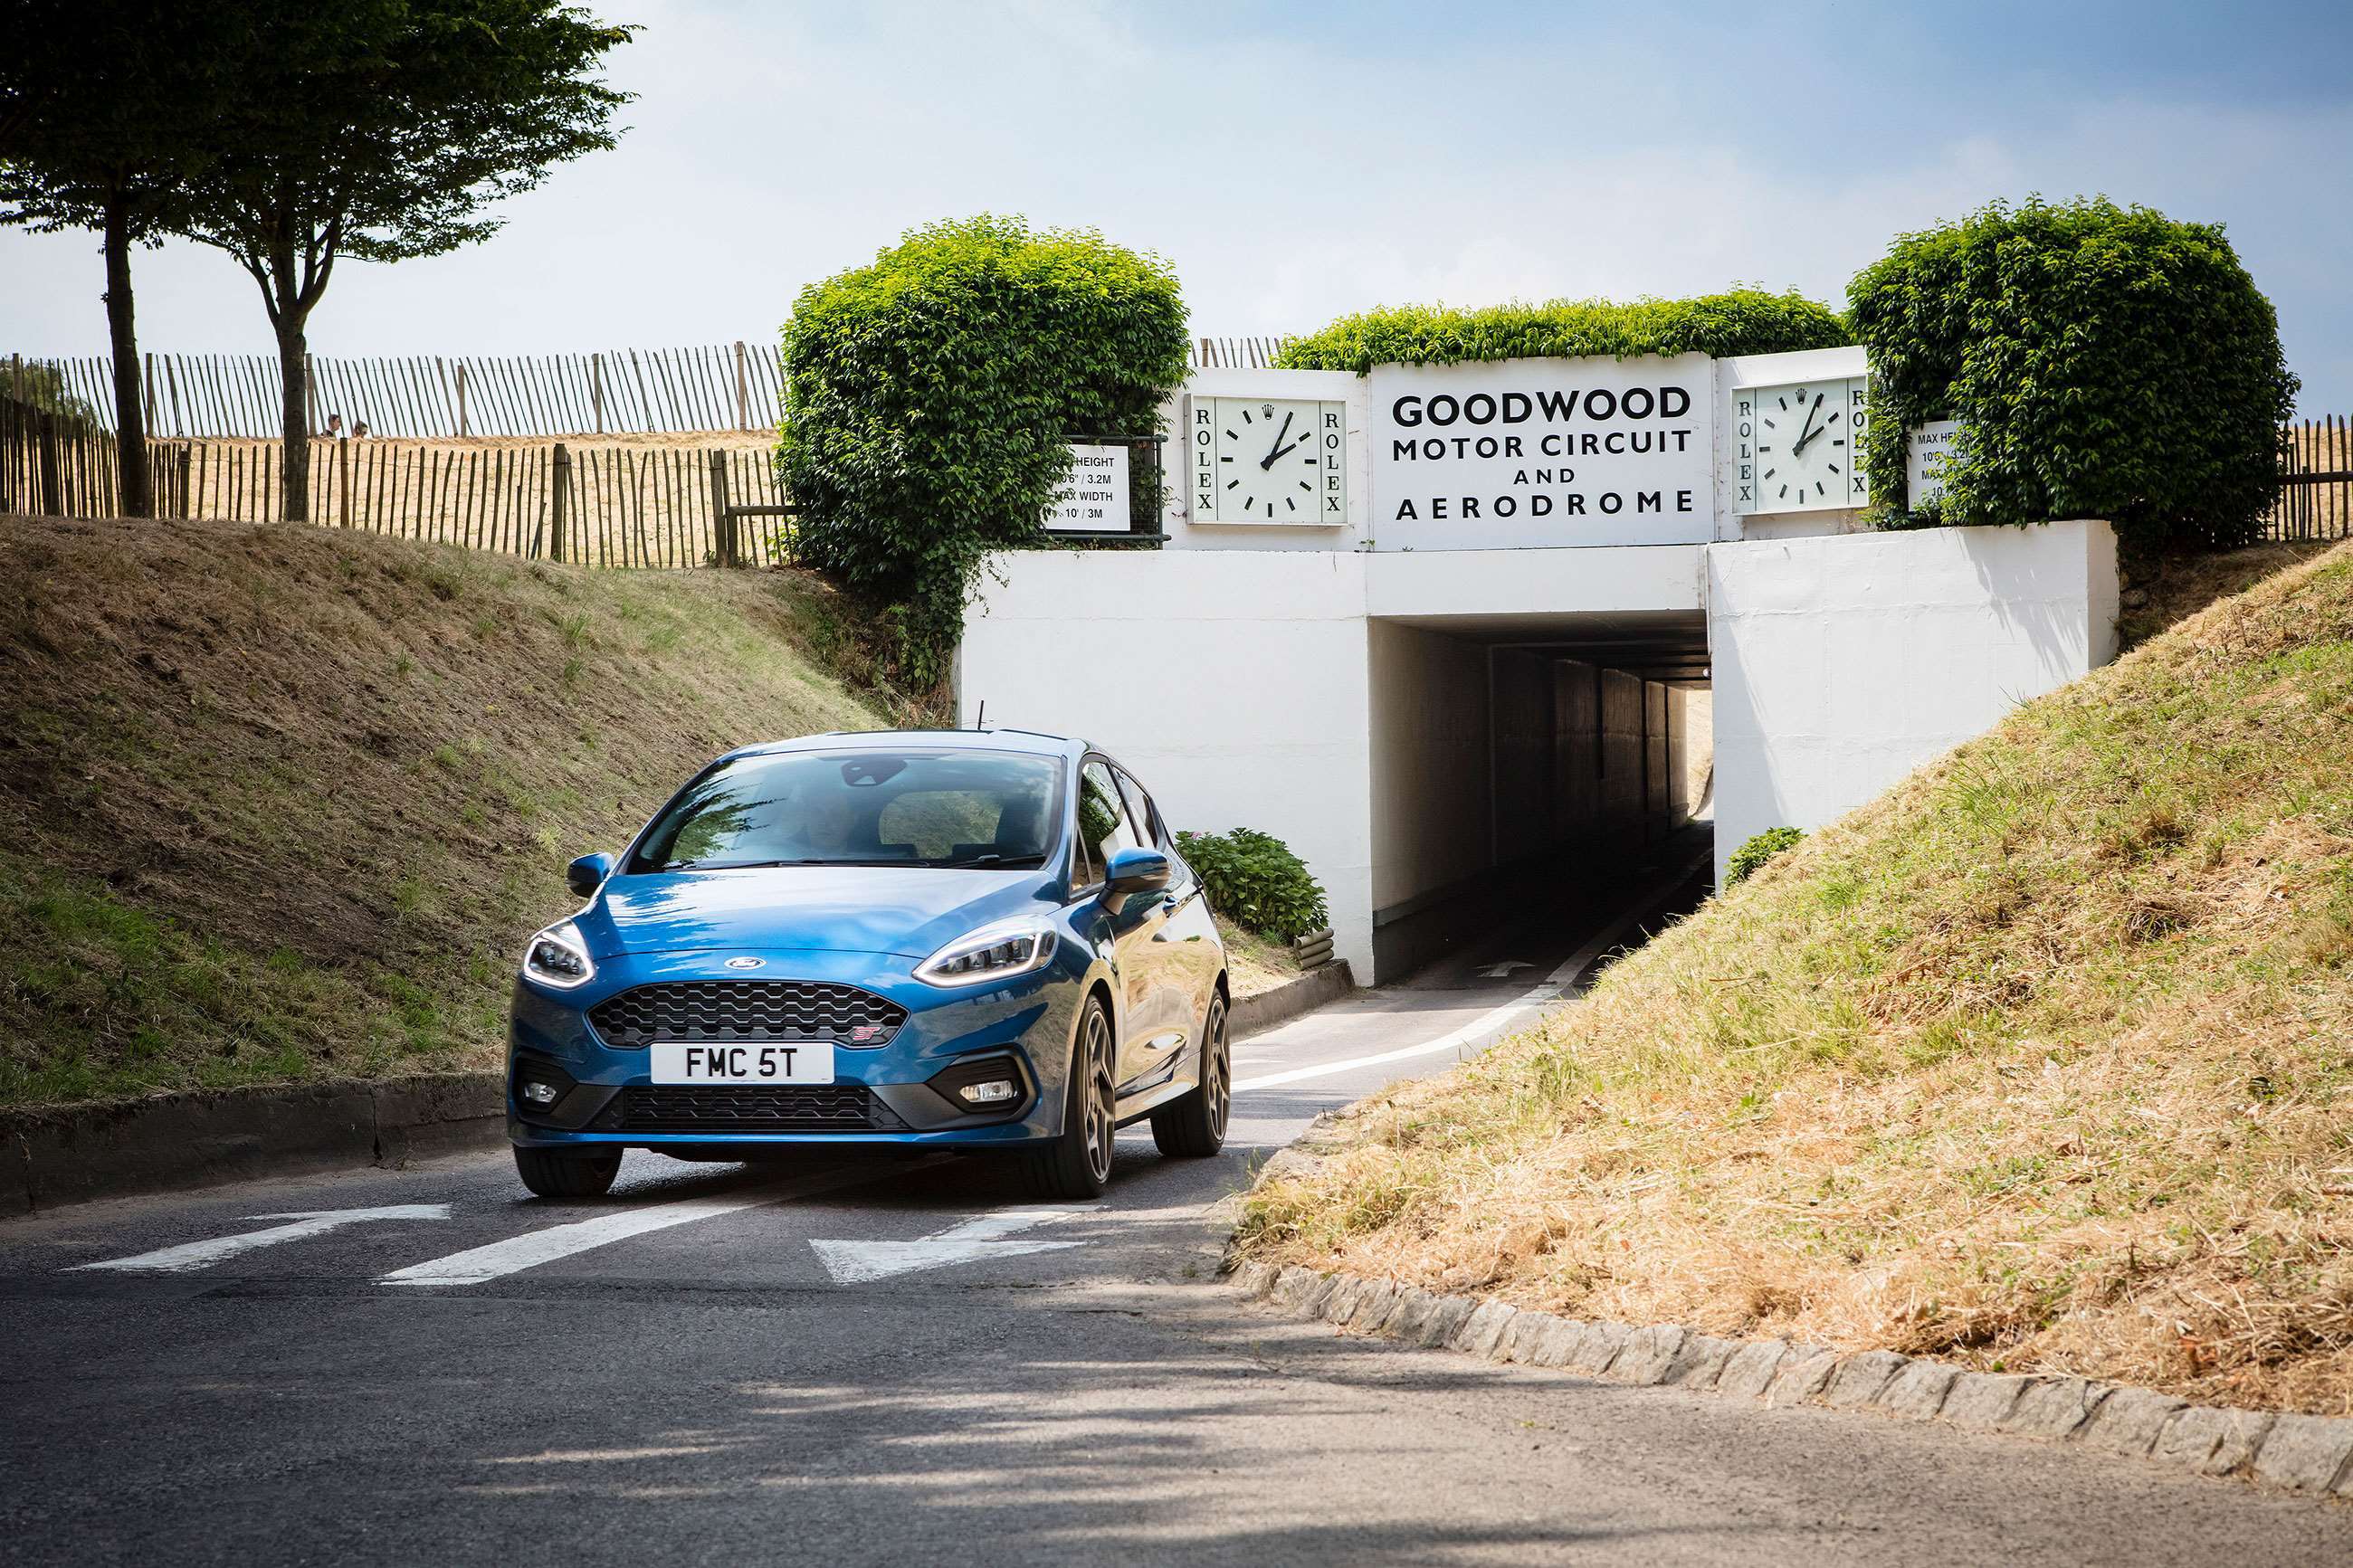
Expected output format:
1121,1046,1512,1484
1730,377,1869,513
1190,396,1348,525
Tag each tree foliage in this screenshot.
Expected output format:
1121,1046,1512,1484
1274,290,1850,374
777,215,1189,692
172,0,634,519
1848,197,2297,548
0,2,243,515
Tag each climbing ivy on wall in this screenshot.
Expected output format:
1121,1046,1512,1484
1273,290,1851,375
777,215,1189,691
1848,197,2297,548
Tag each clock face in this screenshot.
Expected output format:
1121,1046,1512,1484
1191,397,1348,525
1732,377,1869,514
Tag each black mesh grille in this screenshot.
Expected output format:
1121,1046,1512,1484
588,981,906,1050
613,1084,901,1134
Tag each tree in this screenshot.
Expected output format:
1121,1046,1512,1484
0,4,236,518
172,1,632,520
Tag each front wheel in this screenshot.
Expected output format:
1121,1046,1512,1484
1150,991,1230,1158
513,1145,622,1199
1023,995,1115,1200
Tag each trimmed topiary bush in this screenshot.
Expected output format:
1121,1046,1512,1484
1725,825,1804,886
1176,827,1329,942
777,215,1189,690
1274,290,1850,374
1848,197,2297,549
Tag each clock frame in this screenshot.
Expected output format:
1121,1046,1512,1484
1190,396,1348,526
1731,376,1870,515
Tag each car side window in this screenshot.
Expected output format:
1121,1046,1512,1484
1113,767,1188,888
1077,761,1139,884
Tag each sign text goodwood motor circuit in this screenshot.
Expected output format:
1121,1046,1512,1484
1368,353,1716,549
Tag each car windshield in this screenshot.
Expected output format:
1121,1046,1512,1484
630,749,1063,873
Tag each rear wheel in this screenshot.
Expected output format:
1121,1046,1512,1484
1023,995,1115,1200
1151,990,1230,1158
513,1145,623,1199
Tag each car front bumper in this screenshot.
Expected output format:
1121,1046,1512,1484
504,946,1079,1152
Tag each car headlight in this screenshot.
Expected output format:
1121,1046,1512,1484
522,920,595,990
915,918,1058,988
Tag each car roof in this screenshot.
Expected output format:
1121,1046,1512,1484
719,727,1086,764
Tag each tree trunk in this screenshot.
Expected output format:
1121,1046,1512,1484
101,189,152,519
276,318,310,521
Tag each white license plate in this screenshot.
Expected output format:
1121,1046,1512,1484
651,1041,835,1085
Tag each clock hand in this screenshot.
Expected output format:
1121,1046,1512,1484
1258,411,1295,470
1267,435,1312,464
1792,393,1827,455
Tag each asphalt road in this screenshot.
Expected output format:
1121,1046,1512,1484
4,843,2348,1565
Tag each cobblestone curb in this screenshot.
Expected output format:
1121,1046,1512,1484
1225,1259,2353,1501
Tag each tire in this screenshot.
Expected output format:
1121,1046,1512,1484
1150,990,1231,1158
1023,993,1116,1201
513,1144,623,1199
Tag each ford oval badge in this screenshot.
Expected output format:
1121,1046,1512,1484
724,956,765,971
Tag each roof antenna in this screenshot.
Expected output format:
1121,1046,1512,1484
975,699,987,732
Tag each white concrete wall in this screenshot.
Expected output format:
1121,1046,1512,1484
1367,622,1491,912
957,549,1378,977
1706,518,2120,878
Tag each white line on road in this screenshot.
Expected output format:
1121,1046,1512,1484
379,1162,938,1287
808,1205,1081,1285
71,1205,452,1275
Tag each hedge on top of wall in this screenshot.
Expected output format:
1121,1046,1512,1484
1272,290,1851,375
777,214,1190,691
1848,197,2298,548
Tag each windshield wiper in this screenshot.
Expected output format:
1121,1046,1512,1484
943,853,1048,870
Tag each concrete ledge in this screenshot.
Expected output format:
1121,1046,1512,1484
1227,1259,2353,1501
1230,961,1356,1039
0,1072,506,1213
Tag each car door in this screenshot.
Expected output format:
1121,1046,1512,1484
1115,765,1216,1074
1075,758,1173,1092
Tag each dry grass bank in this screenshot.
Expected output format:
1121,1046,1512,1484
0,517,882,1107
1240,540,2353,1416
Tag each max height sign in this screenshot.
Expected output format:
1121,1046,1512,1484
1368,354,1715,549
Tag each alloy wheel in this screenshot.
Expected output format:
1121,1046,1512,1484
1081,1007,1114,1184
1205,997,1230,1141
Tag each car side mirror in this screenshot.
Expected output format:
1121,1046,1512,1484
567,851,615,898
1101,846,1170,913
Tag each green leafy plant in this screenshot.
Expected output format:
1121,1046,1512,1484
1274,290,1849,374
777,214,1189,693
1848,197,2297,549
1725,825,1805,886
1176,828,1329,942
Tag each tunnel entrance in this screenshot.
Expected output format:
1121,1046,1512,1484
1367,609,1712,980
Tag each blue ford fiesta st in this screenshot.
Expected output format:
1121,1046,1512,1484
506,729,1231,1200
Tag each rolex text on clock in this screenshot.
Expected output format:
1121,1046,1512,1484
1191,396,1348,525
1731,377,1869,514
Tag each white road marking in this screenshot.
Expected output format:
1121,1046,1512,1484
1474,960,1532,978
71,1205,452,1275
808,1206,1081,1285
380,1163,936,1287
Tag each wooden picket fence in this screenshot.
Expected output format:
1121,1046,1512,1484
1,406,794,568
8,346,786,440
2272,417,2353,541
10,337,1292,441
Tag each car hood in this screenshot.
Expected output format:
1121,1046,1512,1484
576,865,1056,961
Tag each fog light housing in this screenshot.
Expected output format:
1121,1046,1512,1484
512,1057,577,1117
957,1078,1018,1107
520,1079,560,1107
926,1052,1030,1117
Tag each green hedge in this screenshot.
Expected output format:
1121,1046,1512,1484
777,215,1189,689
1274,290,1850,374
1176,827,1328,942
1849,198,2297,548
1724,825,1804,887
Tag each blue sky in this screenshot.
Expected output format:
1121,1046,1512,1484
6,0,2350,410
